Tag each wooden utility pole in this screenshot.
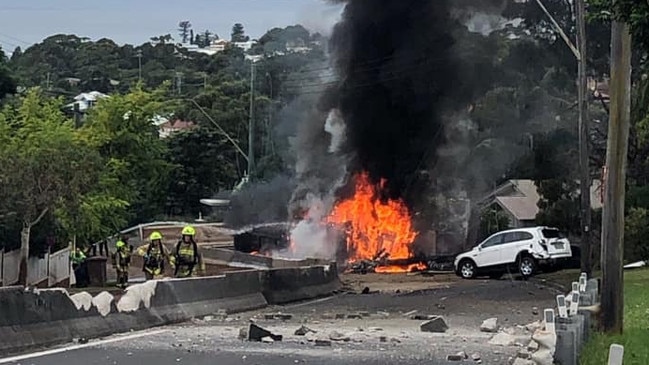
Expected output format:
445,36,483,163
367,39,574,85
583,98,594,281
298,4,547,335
575,0,592,276
600,12,632,334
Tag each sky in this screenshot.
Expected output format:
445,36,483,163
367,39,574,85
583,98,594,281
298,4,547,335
0,0,343,54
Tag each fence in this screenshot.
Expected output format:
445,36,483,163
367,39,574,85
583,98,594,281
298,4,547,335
0,248,69,287
27,253,49,286
48,247,70,286
1,249,20,286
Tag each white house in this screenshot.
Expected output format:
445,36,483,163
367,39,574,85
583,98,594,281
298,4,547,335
233,40,257,52
65,91,109,112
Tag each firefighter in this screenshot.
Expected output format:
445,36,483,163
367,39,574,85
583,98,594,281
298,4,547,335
174,225,203,278
70,246,89,288
112,238,131,289
137,231,173,280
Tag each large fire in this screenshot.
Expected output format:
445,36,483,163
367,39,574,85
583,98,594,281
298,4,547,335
326,172,422,273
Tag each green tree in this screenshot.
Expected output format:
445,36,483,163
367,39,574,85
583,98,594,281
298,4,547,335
165,127,238,216
535,179,581,236
231,23,249,42
178,21,192,43
0,89,94,284
0,46,16,100
479,206,511,240
80,86,173,224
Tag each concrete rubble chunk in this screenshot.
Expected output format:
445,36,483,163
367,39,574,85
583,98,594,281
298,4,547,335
315,338,332,347
248,323,282,342
517,349,532,359
480,318,499,333
305,332,318,342
488,332,515,346
456,351,468,359
294,325,316,336
403,310,418,317
525,320,543,333
329,331,351,342
238,327,248,340
264,313,293,320
471,353,481,361
446,353,464,361
420,316,449,333
261,336,274,343
527,340,539,352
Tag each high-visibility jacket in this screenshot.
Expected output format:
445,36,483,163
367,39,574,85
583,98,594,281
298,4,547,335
175,241,198,266
70,250,86,265
138,243,170,274
113,249,131,271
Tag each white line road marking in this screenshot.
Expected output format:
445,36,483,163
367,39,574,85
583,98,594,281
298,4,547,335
0,329,168,364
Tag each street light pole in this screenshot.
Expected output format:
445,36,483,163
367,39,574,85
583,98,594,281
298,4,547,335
535,0,592,274
575,0,592,276
136,50,143,82
248,60,257,178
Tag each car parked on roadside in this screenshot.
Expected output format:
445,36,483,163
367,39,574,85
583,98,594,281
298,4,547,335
454,226,572,279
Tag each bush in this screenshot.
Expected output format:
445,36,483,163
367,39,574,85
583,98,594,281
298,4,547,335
624,207,649,262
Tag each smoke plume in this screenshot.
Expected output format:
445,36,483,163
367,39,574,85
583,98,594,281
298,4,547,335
325,0,474,208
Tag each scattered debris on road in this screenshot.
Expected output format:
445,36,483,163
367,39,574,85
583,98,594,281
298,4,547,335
329,330,351,342
315,338,332,347
294,325,316,336
420,316,448,333
264,313,293,320
488,332,515,346
480,317,499,333
248,323,282,342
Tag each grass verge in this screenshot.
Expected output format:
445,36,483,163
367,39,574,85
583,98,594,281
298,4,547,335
580,269,649,365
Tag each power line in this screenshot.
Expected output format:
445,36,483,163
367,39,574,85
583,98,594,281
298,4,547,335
0,32,31,46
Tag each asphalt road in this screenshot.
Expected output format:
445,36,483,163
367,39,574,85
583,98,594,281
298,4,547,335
2,274,560,365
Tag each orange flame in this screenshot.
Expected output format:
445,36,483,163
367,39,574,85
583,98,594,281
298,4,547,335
375,263,427,273
326,172,419,272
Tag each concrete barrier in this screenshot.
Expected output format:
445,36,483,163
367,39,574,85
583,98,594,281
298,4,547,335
261,263,341,304
0,263,341,355
0,270,267,355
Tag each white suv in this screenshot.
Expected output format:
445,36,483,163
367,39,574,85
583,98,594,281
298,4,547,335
454,226,572,279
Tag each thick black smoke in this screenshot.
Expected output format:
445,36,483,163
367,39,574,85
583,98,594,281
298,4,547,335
327,0,468,205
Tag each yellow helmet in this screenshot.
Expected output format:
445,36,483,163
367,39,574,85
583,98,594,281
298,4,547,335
116,240,126,248
181,225,196,236
149,231,163,241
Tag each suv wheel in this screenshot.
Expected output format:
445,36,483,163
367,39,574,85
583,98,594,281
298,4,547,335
518,256,536,278
459,260,477,279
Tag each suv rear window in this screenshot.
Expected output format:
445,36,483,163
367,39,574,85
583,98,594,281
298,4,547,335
541,228,565,239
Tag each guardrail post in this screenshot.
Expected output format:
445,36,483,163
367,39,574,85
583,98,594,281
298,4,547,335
608,344,624,365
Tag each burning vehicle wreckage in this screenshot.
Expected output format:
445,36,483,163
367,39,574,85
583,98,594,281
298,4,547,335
233,173,456,274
